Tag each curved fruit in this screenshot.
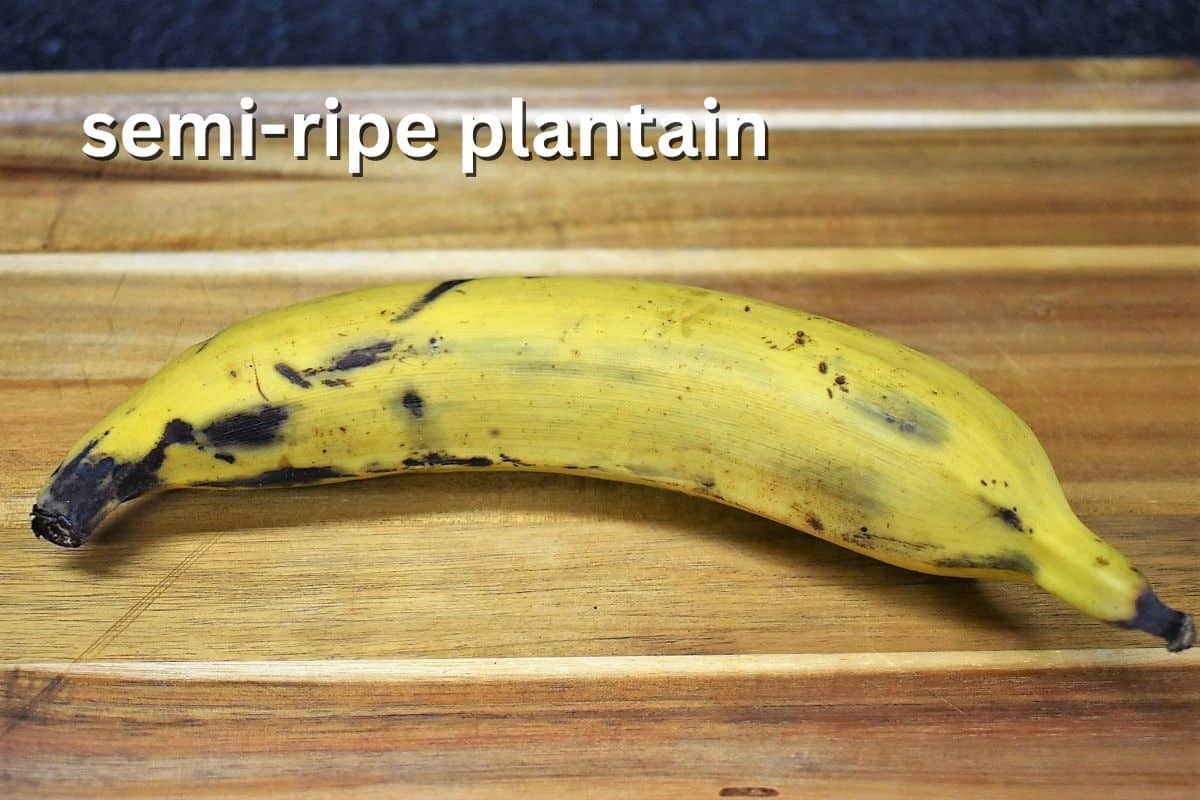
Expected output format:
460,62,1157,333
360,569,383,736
31,276,1193,651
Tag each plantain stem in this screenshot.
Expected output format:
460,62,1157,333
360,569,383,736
30,504,84,548
1169,614,1195,653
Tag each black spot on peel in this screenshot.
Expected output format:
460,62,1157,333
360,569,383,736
331,341,394,372
996,506,1026,532
392,279,472,323
818,361,828,374
116,419,195,501
850,527,874,549
52,438,98,481
804,513,824,532
295,342,395,381
32,420,196,547
499,454,533,467
274,363,311,389
401,390,424,419
934,552,1035,574
38,438,102,532
403,452,494,468
196,466,347,488
47,443,87,482
202,405,289,448
213,453,236,464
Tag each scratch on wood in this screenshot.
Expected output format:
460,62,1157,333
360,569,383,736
166,319,185,358
1,533,224,738
108,272,127,308
42,182,83,250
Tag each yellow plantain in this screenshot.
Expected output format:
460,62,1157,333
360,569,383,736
32,276,1193,651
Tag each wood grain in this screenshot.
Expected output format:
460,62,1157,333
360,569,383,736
1,60,1198,796
3,126,1197,252
3,651,1197,799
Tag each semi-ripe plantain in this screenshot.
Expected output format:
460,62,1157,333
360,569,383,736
32,277,1193,651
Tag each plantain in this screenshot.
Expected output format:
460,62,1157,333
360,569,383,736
31,276,1193,651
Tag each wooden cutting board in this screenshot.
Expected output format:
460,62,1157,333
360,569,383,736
1,59,1198,798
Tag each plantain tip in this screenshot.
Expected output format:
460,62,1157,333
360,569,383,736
1117,586,1193,653
1170,613,1195,653
30,504,83,548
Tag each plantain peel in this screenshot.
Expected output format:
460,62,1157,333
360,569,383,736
32,277,1194,652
